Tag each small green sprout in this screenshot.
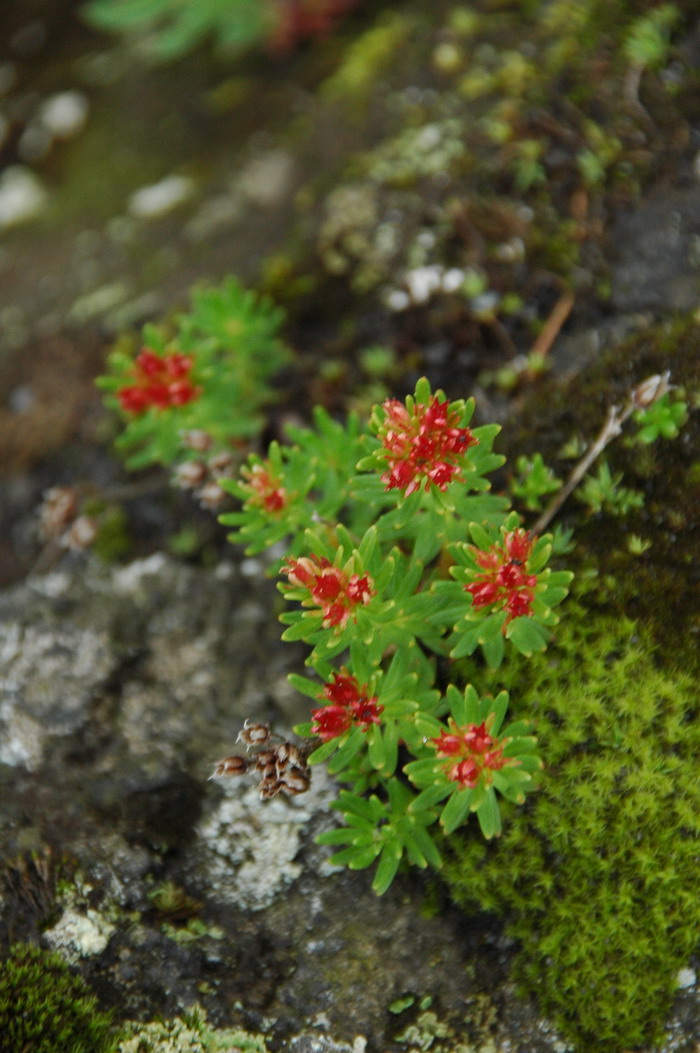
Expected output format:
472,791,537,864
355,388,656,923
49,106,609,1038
623,4,680,71
626,534,652,556
576,461,644,517
511,453,563,511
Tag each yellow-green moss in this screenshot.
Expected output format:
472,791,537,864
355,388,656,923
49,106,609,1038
443,610,700,1050
0,942,116,1053
321,13,413,104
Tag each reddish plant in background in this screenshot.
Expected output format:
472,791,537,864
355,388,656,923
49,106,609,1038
117,348,200,414
269,0,363,52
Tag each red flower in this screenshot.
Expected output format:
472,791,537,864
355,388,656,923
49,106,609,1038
323,671,362,707
432,718,509,789
465,528,538,627
311,704,353,742
239,462,288,514
376,395,478,496
117,348,201,415
282,555,375,629
311,670,384,741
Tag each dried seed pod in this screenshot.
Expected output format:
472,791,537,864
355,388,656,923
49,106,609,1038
281,766,311,794
631,371,671,410
197,482,227,511
273,742,291,771
181,429,213,453
259,777,282,799
274,742,305,774
63,515,98,551
278,743,304,769
211,755,249,779
39,486,79,539
208,451,236,477
237,721,271,748
254,748,277,771
174,460,208,490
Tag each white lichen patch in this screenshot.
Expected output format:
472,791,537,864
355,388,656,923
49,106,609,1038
116,1006,268,1053
0,622,115,768
112,553,170,593
194,771,336,911
0,699,44,767
43,907,115,963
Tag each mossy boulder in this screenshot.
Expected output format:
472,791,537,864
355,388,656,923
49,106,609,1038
443,609,700,1050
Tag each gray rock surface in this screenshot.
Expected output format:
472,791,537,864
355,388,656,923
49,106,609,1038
1,552,699,1050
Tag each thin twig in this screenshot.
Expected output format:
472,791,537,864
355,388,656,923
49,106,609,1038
530,371,671,535
530,290,575,361
530,402,633,536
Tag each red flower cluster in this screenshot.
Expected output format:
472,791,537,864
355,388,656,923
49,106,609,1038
282,554,374,629
239,462,287,514
118,348,200,414
465,529,537,625
311,670,384,742
432,718,509,789
377,395,478,495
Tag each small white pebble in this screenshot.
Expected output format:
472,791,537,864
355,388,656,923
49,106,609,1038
39,90,89,138
386,289,410,312
676,967,696,989
405,264,444,303
0,165,47,228
442,267,465,292
128,174,194,218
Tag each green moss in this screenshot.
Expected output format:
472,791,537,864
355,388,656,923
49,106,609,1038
501,316,700,662
0,942,116,1053
443,611,700,1051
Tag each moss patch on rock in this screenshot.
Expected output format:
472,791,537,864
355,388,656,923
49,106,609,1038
504,316,700,663
442,608,700,1050
0,941,115,1053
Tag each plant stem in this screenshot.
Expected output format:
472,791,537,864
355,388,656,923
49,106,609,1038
531,401,634,535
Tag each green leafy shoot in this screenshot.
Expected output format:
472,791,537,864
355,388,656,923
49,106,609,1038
511,452,562,512
97,277,289,470
633,391,688,444
575,461,644,517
